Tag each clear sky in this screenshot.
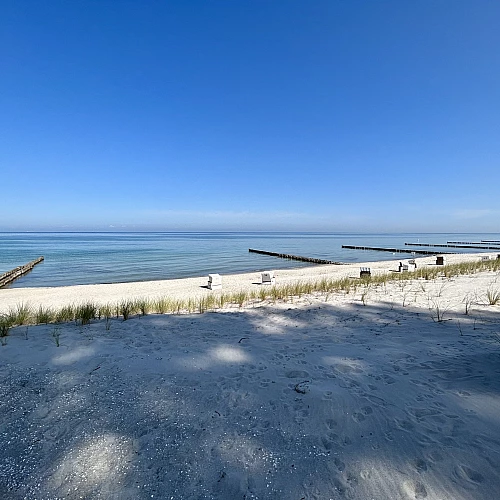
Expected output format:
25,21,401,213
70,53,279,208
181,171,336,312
1,1,499,232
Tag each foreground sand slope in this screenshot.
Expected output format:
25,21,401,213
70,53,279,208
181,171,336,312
1,268,500,499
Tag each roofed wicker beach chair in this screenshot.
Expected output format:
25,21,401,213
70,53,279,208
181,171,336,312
207,273,222,290
261,271,276,285
360,267,371,278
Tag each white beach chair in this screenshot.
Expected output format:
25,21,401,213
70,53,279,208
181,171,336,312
261,271,276,285
481,255,490,261
208,273,222,290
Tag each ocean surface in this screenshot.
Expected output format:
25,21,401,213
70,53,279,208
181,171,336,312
1,232,499,288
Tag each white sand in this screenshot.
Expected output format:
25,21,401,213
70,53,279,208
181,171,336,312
1,253,500,499
0,252,496,312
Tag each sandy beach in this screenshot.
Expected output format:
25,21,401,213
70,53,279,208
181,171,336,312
0,252,497,313
1,253,500,499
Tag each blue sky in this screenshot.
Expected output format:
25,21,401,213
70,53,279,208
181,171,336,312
1,1,499,232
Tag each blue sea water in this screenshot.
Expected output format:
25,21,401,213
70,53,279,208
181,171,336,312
1,232,499,288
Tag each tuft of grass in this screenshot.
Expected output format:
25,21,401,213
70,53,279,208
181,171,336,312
197,297,206,314
235,291,248,308
463,292,476,315
119,300,134,321
76,302,97,325
338,277,352,294
100,304,113,330
218,293,228,309
270,286,280,303
0,314,15,341
428,297,450,323
258,286,268,302
136,298,152,316
486,287,500,305
173,299,185,315
36,306,55,325
11,303,33,326
55,304,75,324
360,287,370,306
52,326,61,347
154,297,170,314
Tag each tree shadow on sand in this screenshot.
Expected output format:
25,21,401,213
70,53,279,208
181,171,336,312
1,298,500,499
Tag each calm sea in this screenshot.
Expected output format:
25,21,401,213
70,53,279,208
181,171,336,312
1,232,499,288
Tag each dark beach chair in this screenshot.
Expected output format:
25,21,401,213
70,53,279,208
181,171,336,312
360,267,371,278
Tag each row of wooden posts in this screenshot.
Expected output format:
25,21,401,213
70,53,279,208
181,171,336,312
248,249,343,265
0,257,44,288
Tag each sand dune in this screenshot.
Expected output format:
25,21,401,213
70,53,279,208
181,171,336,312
1,254,500,499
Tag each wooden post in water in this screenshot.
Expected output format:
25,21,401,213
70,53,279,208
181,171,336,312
341,245,447,256
0,257,44,288
249,249,343,265
405,242,500,250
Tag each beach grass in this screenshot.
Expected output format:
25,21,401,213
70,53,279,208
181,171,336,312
0,313,15,338
35,306,55,325
486,287,500,305
3,257,499,329
76,302,97,325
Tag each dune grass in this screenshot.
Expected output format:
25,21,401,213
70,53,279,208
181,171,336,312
2,257,499,331
486,287,500,305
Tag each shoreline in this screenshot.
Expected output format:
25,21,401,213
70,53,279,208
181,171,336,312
0,252,495,313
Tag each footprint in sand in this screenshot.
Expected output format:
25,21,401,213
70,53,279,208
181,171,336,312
427,450,444,463
352,411,366,423
413,480,428,499
338,378,361,389
395,418,415,431
333,457,345,471
352,406,373,423
321,434,337,450
343,436,353,446
325,418,337,430
453,465,484,484
332,477,349,495
361,405,373,416
366,395,387,408
413,458,428,473
285,370,309,378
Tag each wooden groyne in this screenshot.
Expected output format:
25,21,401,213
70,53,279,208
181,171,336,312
249,249,343,265
0,257,44,288
447,241,491,245
405,242,500,250
481,240,500,243
341,245,449,256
